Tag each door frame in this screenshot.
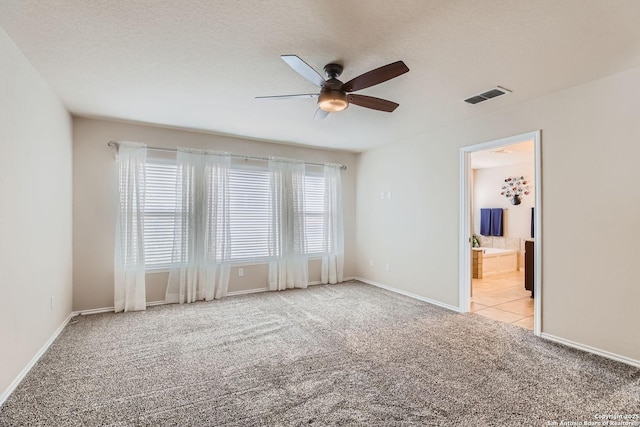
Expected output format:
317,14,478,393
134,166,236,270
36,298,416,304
458,130,542,336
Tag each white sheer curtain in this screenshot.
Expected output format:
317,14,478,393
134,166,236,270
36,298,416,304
114,142,147,312
166,148,231,304
268,158,308,290
321,164,344,284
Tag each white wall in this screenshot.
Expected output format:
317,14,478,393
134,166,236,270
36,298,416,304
73,117,357,311
473,161,535,239
355,66,640,362
0,28,73,398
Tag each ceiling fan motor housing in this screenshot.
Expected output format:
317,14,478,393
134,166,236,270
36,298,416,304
323,63,344,79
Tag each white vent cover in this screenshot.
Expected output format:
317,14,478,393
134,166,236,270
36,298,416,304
464,86,512,104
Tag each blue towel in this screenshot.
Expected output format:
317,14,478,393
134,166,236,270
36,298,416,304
480,208,491,236
490,208,503,236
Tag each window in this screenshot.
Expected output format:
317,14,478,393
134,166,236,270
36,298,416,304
142,161,328,269
228,166,272,262
304,174,325,255
143,161,178,270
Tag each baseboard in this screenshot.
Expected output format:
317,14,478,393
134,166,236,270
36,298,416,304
74,306,115,315
227,287,269,296
76,279,359,314
226,278,357,296
540,333,640,368
355,277,461,313
146,300,167,307
308,277,356,286
0,312,75,407
74,299,167,316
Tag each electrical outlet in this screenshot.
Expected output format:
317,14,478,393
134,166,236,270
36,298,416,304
385,263,390,271
387,191,392,199
380,192,385,200
238,268,244,277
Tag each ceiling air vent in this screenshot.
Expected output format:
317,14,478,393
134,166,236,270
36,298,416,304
464,86,511,104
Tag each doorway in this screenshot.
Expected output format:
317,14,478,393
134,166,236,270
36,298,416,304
459,131,541,336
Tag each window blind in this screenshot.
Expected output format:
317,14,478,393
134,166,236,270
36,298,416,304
143,161,178,270
141,161,328,268
228,166,272,261
304,174,325,255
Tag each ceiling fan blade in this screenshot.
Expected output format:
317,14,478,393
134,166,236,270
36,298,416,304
314,109,329,120
342,61,409,93
281,55,326,88
255,94,318,100
348,94,399,112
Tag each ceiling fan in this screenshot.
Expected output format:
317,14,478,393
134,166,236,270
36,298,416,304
256,55,409,120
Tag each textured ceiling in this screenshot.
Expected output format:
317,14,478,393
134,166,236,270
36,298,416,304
1,0,640,152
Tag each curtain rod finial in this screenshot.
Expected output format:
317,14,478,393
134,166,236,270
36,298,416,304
107,141,119,150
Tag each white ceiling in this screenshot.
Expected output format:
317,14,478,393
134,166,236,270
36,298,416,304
1,1,640,152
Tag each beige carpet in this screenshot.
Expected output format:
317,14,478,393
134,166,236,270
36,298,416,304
1,282,638,426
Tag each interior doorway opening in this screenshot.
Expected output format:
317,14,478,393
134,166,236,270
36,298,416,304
459,131,541,335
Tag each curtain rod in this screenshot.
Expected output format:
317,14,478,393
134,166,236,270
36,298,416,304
107,141,347,170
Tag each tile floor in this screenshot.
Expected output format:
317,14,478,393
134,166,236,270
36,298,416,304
471,270,534,330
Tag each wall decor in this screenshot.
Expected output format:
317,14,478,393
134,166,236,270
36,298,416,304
501,176,530,205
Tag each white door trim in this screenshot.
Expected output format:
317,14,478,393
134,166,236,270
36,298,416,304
459,130,542,336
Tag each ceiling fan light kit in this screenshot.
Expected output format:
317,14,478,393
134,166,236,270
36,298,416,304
257,55,409,119
318,90,348,112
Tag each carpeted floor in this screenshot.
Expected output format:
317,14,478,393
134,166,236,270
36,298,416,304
1,282,638,426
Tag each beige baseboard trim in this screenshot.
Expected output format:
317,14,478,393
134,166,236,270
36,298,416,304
76,280,360,314
74,299,167,316
355,277,461,313
0,312,75,407
76,278,360,314
540,333,640,368
226,287,269,296
146,300,167,307
226,278,357,296
309,277,356,286
74,306,114,315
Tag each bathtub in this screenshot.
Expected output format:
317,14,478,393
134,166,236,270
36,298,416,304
472,247,518,279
